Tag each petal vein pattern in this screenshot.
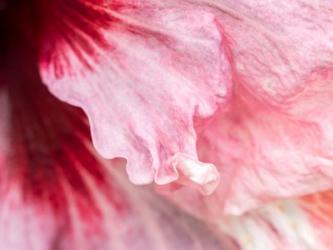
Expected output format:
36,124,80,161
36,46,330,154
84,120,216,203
157,0,333,217
0,74,232,250
39,1,232,189
217,191,333,250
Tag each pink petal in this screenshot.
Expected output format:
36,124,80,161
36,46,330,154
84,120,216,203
38,1,232,190
218,191,333,250
158,0,333,216
300,191,333,248
199,78,333,215
209,0,333,102
0,65,232,250
0,162,235,250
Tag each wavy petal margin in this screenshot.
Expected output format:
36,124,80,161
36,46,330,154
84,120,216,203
0,68,233,250
39,0,232,192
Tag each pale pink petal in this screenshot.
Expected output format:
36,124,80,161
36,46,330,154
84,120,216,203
0,63,233,249
38,0,232,189
300,191,333,248
207,0,333,103
158,0,333,216
199,78,333,215
217,191,333,250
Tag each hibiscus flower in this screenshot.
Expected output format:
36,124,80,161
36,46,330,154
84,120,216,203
1,0,333,249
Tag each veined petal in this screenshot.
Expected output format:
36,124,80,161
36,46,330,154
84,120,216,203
38,0,232,189
205,0,333,103
217,191,333,250
198,77,333,215
158,0,333,217
161,72,333,218
0,62,232,250
0,162,234,250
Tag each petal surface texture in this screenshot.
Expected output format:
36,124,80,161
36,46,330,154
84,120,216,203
0,60,232,250
218,191,333,250
39,0,231,188
159,0,333,216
